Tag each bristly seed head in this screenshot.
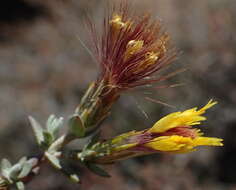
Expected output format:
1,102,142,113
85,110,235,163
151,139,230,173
87,1,177,92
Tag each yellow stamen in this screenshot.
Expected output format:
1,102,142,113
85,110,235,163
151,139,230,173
145,52,159,64
124,40,144,60
110,14,129,31
129,51,159,74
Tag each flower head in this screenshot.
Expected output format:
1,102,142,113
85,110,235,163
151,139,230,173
77,2,177,133
81,100,223,164
88,2,176,91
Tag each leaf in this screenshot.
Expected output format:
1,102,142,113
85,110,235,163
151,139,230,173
16,181,25,190
48,135,65,153
46,115,55,131
17,158,38,179
1,159,12,171
43,131,54,146
9,163,22,180
59,158,81,184
18,161,33,179
1,159,12,182
27,158,38,168
86,163,111,178
28,116,44,145
45,152,62,170
18,157,27,165
47,115,64,137
68,115,85,138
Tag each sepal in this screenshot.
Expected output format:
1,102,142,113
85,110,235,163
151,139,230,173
68,115,85,138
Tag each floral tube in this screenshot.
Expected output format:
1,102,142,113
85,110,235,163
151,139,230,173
78,100,223,164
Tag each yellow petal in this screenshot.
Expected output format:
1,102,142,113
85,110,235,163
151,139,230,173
149,100,217,133
197,99,218,114
192,137,223,147
144,135,223,153
145,136,193,152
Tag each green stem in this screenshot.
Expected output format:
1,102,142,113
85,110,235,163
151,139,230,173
75,81,119,137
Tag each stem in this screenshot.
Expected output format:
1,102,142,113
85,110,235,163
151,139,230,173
75,81,120,136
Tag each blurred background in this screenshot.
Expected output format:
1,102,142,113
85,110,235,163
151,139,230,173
0,0,235,189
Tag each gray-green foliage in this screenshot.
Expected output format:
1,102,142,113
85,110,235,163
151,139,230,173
29,115,64,149
0,157,38,189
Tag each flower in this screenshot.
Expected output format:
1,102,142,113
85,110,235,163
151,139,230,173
88,2,176,91
77,2,177,132
82,100,223,164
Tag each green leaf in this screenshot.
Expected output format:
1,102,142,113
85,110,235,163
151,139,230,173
28,116,44,145
18,157,27,166
59,158,81,182
68,115,85,138
1,159,12,182
27,158,38,168
47,115,64,137
18,162,33,179
86,163,111,178
9,163,22,180
16,181,25,190
45,152,62,170
1,159,12,171
48,135,65,153
43,131,54,146
46,115,55,130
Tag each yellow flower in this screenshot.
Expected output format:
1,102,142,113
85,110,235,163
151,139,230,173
114,100,223,154
143,100,223,153
85,100,223,164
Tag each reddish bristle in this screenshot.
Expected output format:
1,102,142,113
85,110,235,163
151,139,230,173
87,1,177,92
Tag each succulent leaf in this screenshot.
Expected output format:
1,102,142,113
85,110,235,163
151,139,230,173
28,116,44,146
